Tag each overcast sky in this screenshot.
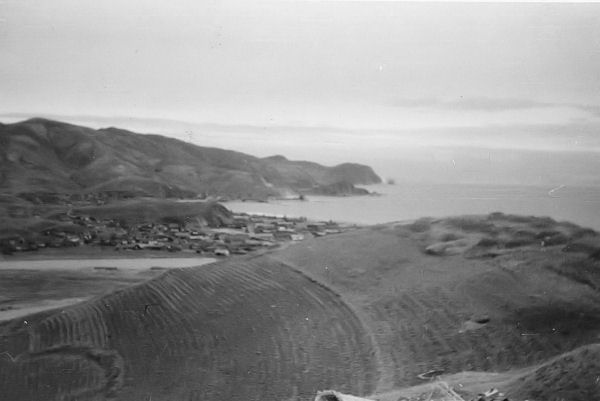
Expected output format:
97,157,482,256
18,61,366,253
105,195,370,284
2,1,600,168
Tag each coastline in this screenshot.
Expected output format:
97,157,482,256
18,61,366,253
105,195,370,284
223,182,600,230
0,246,216,262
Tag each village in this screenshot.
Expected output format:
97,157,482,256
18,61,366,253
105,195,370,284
1,212,353,257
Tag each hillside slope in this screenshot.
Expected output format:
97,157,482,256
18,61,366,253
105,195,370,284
375,344,600,401
0,118,380,200
273,214,600,396
1,214,599,401
504,344,600,400
0,258,377,401
0,197,232,239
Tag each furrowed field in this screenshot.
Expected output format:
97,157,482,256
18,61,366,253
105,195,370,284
0,258,378,401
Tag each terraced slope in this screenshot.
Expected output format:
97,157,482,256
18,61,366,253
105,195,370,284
0,258,378,401
273,215,600,393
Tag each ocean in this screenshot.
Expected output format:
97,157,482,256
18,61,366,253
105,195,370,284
224,183,600,230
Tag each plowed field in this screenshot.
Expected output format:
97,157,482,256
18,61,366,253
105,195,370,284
0,258,377,401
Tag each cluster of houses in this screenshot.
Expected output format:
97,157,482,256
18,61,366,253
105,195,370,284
1,212,351,257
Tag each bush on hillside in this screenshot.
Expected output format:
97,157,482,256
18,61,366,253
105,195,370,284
408,218,433,233
445,217,496,233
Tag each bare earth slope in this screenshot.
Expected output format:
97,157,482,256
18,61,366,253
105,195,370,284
273,214,600,398
0,256,377,401
376,344,600,401
1,214,599,401
0,118,380,200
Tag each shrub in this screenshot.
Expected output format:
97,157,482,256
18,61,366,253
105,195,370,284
505,237,538,248
542,233,569,246
530,216,558,230
440,232,462,242
445,217,495,233
477,237,500,247
571,227,598,239
563,242,597,255
408,218,432,233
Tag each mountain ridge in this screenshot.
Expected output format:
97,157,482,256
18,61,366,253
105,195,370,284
0,118,381,200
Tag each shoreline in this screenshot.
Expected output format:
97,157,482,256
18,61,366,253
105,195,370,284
0,256,217,271
0,254,217,323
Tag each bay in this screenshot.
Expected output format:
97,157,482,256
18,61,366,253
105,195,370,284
224,183,600,230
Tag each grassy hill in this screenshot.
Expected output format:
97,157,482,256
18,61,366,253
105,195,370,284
0,118,380,200
0,213,598,400
375,344,600,401
72,198,232,226
0,197,232,240
504,344,600,400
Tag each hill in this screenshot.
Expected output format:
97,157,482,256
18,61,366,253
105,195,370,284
375,344,600,401
272,214,600,397
0,118,381,200
71,198,233,227
0,258,377,401
504,344,600,401
0,197,232,241
1,213,599,400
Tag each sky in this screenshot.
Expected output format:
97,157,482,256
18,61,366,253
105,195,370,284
2,1,600,182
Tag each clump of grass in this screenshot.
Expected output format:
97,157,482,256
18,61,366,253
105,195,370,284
544,259,600,291
501,228,539,248
487,211,506,220
439,232,462,242
505,237,538,248
536,230,561,239
408,218,433,233
496,213,536,224
536,231,569,246
529,216,558,230
445,216,496,233
477,237,500,248
571,227,598,240
563,242,598,255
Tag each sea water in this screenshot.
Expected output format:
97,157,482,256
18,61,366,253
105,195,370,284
225,183,600,230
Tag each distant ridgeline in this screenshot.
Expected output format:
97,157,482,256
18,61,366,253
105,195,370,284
0,118,381,202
